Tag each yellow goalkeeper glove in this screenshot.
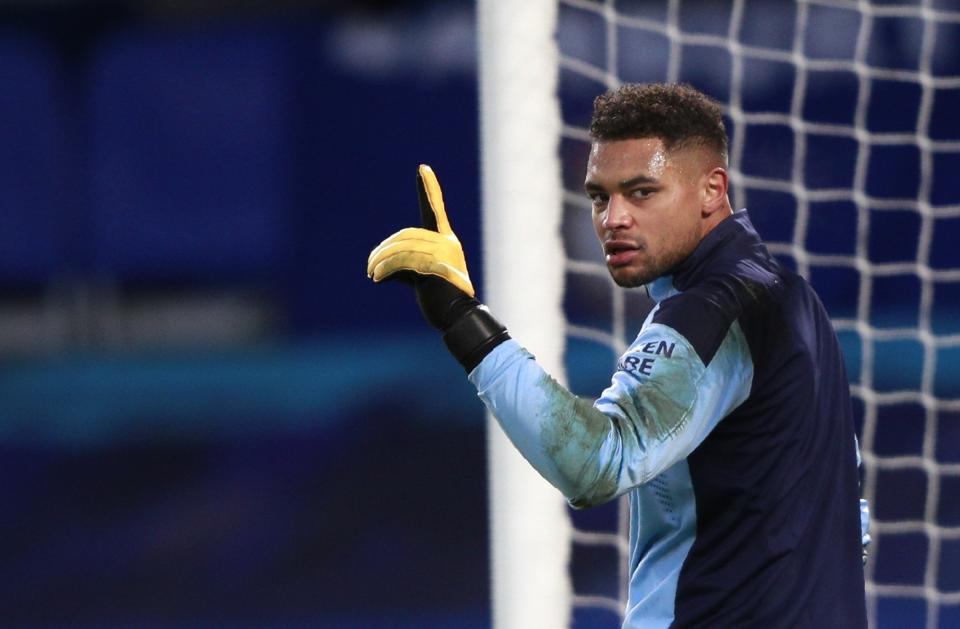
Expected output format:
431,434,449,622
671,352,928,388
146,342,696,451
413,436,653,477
366,164,509,371
367,164,475,297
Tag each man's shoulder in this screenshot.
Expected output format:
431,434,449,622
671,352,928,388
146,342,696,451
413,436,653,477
652,245,791,365
661,255,785,319
651,276,751,367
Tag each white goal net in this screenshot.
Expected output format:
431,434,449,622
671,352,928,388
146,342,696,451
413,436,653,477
479,0,960,627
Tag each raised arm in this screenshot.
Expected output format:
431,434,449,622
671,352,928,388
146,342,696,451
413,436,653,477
470,311,752,507
368,166,752,508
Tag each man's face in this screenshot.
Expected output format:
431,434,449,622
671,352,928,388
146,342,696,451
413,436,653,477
584,137,706,288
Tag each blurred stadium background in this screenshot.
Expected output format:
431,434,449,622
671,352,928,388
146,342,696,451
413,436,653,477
0,0,955,627
2,1,488,627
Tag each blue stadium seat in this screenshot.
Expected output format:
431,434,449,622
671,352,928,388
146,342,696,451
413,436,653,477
0,34,63,283
87,24,292,282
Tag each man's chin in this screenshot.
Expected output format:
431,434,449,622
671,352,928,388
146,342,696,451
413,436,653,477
608,265,653,288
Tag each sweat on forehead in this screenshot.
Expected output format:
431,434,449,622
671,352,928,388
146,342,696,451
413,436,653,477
587,137,706,184
588,138,667,172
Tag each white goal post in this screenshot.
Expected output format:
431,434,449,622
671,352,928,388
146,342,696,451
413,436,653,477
477,1,572,628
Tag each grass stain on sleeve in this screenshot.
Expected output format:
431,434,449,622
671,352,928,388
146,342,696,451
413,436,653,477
535,371,620,505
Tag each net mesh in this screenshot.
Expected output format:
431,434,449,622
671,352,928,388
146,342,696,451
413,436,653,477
554,1,960,627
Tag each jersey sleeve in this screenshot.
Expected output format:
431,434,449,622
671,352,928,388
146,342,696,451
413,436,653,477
469,294,754,508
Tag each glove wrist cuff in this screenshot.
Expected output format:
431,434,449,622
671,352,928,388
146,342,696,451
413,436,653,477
442,305,510,372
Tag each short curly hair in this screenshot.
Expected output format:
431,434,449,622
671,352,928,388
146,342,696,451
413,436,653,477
590,83,728,163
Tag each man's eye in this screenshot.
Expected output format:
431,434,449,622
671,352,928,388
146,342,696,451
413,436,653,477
631,188,654,198
590,194,608,208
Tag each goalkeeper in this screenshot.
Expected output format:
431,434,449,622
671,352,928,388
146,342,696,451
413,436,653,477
367,83,869,628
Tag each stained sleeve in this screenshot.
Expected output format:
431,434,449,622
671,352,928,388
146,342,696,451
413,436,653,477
468,308,754,508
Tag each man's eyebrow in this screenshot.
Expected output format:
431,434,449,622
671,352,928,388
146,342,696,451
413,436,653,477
584,174,659,193
584,180,605,193
619,174,659,188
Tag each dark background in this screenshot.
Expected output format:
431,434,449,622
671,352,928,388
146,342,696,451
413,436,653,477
1,1,489,627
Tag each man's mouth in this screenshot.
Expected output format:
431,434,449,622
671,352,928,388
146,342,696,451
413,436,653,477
604,241,640,267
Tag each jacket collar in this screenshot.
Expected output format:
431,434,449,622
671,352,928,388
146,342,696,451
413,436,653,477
646,209,764,303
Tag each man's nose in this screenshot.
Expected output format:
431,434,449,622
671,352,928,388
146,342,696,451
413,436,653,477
603,195,632,230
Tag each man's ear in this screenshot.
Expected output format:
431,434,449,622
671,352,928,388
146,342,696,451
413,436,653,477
702,167,729,217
